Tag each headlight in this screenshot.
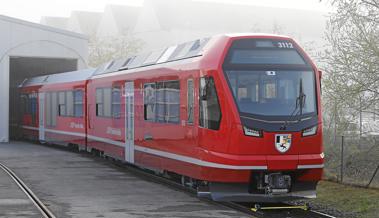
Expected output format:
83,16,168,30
243,126,262,137
302,126,317,137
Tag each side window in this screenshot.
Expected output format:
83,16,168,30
96,88,104,117
74,90,83,117
30,93,37,125
46,92,52,126
96,88,112,118
187,79,194,124
66,91,74,116
112,87,121,118
144,83,156,121
20,94,28,116
144,81,180,123
51,92,57,126
199,77,221,130
58,92,66,116
163,81,180,123
103,88,112,117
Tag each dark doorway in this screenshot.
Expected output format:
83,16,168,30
9,57,78,139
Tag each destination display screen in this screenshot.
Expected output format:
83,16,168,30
225,39,307,66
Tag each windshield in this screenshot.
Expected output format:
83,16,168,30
225,70,316,117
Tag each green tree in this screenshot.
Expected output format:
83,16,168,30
88,33,144,67
322,0,379,136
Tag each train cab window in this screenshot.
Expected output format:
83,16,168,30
112,87,121,118
74,90,83,117
187,79,194,124
199,77,221,130
58,92,66,116
144,83,156,121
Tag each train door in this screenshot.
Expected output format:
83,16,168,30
38,92,45,141
125,81,135,163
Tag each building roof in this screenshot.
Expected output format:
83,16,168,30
40,16,68,30
105,4,141,34
147,0,325,39
0,15,87,40
68,11,102,36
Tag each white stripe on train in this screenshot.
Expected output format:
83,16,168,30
22,125,324,170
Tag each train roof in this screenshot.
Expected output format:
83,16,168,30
92,37,210,77
19,33,295,87
20,68,96,87
19,75,49,88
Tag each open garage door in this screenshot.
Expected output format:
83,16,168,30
9,57,78,140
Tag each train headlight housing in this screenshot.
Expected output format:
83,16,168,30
243,126,262,137
302,126,317,137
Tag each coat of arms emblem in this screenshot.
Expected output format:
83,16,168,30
275,134,292,153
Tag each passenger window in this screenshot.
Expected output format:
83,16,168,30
144,81,180,123
199,77,221,130
144,83,156,121
74,90,83,117
112,87,121,118
162,81,180,123
29,93,37,125
46,92,52,126
187,79,194,124
66,91,74,116
96,89,104,117
58,92,66,116
103,88,112,117
51,92,57,125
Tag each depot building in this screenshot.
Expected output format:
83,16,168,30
0,15,88,143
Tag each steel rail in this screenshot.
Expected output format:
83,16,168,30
88,154,337,218
0,162,56,218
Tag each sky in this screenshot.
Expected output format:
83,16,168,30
0,0,331,23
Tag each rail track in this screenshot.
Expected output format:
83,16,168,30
0,162,56,218
84,152,338,218
1,142,337,218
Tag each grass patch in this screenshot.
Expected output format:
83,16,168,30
310,181,379,218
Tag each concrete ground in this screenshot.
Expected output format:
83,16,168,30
0,141,249,218
0,166,41,217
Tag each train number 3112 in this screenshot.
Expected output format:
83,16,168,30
277,42,293,48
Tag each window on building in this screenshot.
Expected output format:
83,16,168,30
58,92,66,116
199,77,221,130
112,87,121,118
74,90,83,117
187,79,194,124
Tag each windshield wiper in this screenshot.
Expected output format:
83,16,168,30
280,78,306,130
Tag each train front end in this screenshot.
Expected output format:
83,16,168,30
200,35,323,202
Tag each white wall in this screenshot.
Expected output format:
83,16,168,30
0,15,88,143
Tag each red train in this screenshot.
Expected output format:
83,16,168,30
19,33,324,202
